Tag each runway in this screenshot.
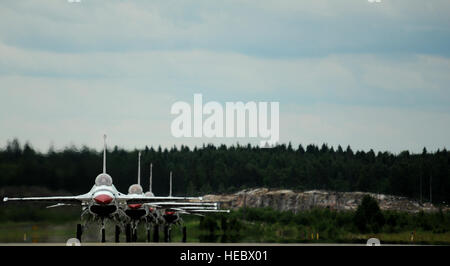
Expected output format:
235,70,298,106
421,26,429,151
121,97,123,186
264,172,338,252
0,242,419,246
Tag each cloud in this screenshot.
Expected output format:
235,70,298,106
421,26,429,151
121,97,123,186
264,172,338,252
2,41,449,107
1,0,449,56
0,0,449,152
281,103,450,153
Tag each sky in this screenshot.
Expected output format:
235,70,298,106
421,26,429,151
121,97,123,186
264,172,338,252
1,0,449,153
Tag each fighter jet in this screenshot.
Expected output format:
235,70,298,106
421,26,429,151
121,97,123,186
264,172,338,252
122,152,209,242
2,135,201,243
145,171,230,242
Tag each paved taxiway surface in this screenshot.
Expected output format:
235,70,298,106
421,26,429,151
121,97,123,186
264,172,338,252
0,242,421,246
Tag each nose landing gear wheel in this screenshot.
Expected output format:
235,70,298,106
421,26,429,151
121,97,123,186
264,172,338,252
101,228,106,243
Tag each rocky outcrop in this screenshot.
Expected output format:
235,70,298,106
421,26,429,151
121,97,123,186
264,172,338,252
204,188,441,213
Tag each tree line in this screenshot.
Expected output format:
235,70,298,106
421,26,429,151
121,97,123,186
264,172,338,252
201,197,450,244
0,139,449,204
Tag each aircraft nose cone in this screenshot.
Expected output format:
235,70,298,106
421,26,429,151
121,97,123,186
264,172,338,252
94,194,113,205
128,204,142,209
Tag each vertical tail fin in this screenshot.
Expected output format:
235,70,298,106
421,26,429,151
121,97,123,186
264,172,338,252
149,163,153,193
169,171,172,197
103,134,107,173
138,151,141,186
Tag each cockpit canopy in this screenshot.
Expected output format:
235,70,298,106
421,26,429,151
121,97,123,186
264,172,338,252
95,173,113,186
145,191,155,197
128,184,143,195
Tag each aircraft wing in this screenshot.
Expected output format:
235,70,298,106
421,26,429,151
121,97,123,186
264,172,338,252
172,206,218,210
171,208,230,214
3,194,91,204
182,209,230,214
117,195,203,204
173,209,205,217
145,202,217,209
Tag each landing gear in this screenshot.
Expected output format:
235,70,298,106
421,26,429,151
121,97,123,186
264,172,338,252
182,226,187,243
115,225,121,243
125,223,131,242
100,219,106,243
132,227,138,242
164,225,171,242
153,225,159,242
101,228,106,243
76,224,82,242
146,226,151,242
